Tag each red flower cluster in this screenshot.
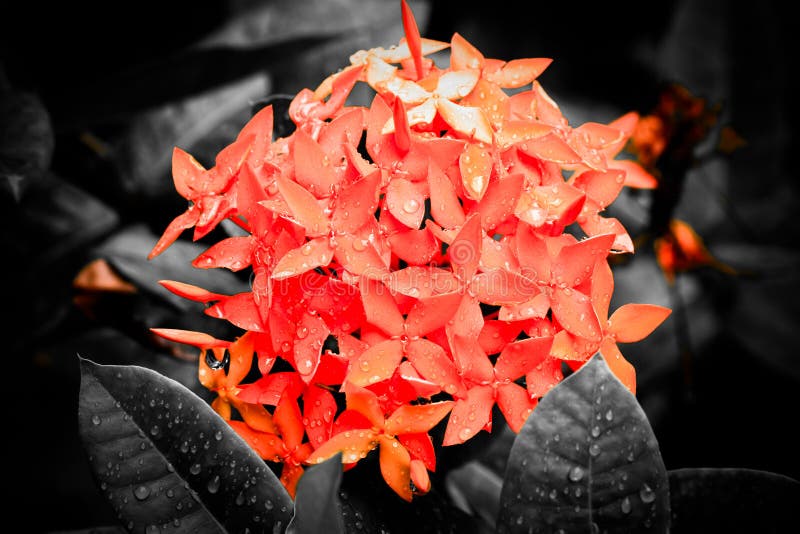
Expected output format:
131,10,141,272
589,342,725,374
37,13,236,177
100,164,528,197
149,1,670,501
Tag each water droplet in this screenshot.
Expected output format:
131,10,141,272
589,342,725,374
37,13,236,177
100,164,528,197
590,522,600,534
621,496,632,514
568,466,584,482
190,463,202,475
402,199,420,213
166,488,175,498
605,409,614,421
458,427,472,441
296,326,308,339
133,485,150,500
589,443,601,457
591,425,600,438
150,425,160,436
214,430,223,441
359,360,370,372
145,526,160,534
208,475,221,494
640,483,656,503
91,415,101,426
549,489,557,500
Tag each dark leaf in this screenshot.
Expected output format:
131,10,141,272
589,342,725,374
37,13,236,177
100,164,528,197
287,453,346,534
48,528,127,534
78,358,292,533
95,224,249,311
497,353,669,533
669,468,799,533
445,460,502,532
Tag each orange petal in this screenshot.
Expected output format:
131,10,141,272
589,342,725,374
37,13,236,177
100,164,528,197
472,269,539,306
275,393,306,451
237,104,273,168
399,433,436,471
608,304,671,343
485,58,552,88
226,331,255,388
554,233,615,288
193,236,255,272
347,339,405,387
434,70,480,101
400,0,424,80
525,355,564,398
518,132,581,165
148,206,200,259
442,385,494,446
449,333,493,383
475,173,524,231
158,280,224,303
385,401,453,436
515,224,552,283
478,320,522,355
404,338,464,397
150,328,229,349
228,421,284,462
447,294,485,340
171,147,205,200
306,427,378,465
388,227,439,266
498,292,550,322
274,174,329,236
600,338,636,394
607,159,658,189
410,458,431,494
496,383,537,433
450,33,484,70
333,234,390,280
379,435,412,501
280,463,305,500
343,384,385,429
571,168,625,209
459,143,493,201
591,259,614,323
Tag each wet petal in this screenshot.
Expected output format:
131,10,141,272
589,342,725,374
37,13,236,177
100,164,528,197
450,32,484,70
498,292,550,322
275,393,305,451
294,128,342,195
428,162,466,228
360,277,404,337
404,338,465,397
347,339,405,387
472,268,539,305
148,206,200,259
206,292,266,332
608,303,672,343
379,435,413,501
599,338,636,394
525,354,564,398
399,433,436,471
449,333,493,383
306,427,378,465
554,233,615,288
334,233,390,280
226,331,255,388
274,174,329,236
478,320,522,355
485,58,552,88
442,385,494,446
551,287,601,341
385,400,453,435
571,168,625,209
406,291,463,337
272,237,334,280
435,70,480,100
293,312,330,381
171,147,205,200
150,328,229,349
158,280,225,303
591,258,614,323
459,143,493,201
228,421,284,462
237,104,273,168
496,383,537,433
192,236,255,272
437,98,493,144
388,226,439,266
303,386,337,449
495,336,554,380
386,177,425,229
608,159,658,189
474,173,524,230
450,213,482,282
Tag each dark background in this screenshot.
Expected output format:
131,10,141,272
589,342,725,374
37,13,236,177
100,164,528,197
2,1,797,531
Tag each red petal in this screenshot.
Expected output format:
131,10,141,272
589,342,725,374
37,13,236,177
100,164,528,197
314,352,349,385
515,224,551,283
459,143,493,201
554,233,615,288
214,136,251,187
526,355,564,398
608,304,671,343
385,400,453,436
238,104,273,168
388,266,460,298
475,173,524,231
314,64,363,120
471,269,539,305
347,339,405,387
334,234,389,279
158,280,224,303
150,328,229,349
498,292,550,321
237,372,304,406
360,277,404,337
591,259,614,323
386,177,426,230
293,128,342,196
397,362,441,399
193,236,255,272
401,0,424,78
442,385,494,445
309,278,365,336
579,213,634,254
450,213,482,282
519,132,581,165
392,96,412,153
293,312,330,381
406,291,463,337
478,320,522,355
388,227,439,265
530,81,567,128
379,435,412,501
206,292,266,332
303,386,337,449
608,159,658,189
448,294,485,340
600,338,636,394
496,383,537,433
551,288,602,341
274,174,329,236
460,78,509,129
318,108,365,156
428,162,466,228
404,338,465,397
233,399,279,434
449,334,493,383
148,207,200,259
572,122,626,150
332,169,381,234
171,147,205,200
272,237,334,280
495,336,554,381
281,463,305,500
398,433,436,471
275,393,305,451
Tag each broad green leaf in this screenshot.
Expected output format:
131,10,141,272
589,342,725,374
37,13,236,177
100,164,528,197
497,353,669,533
78,358,292,533
287,453,345,534
669,468,799,533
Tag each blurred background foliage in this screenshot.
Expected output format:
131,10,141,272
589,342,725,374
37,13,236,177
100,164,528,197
1,0,797,531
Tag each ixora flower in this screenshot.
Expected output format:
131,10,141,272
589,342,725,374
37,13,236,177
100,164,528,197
148,0,670,501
